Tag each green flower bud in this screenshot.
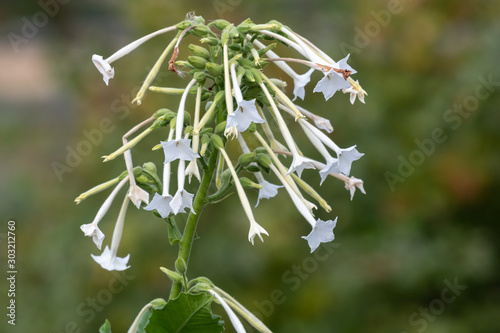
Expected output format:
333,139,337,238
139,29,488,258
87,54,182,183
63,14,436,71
237,22,254,34
211,19,231,30
175,60,195,70
133,166,142,177
246,164,261,173
247,67,263,84
193,71,206,83
254,147,268,154
176,20,192,30
257,42,277,56
238,152,256,166
200,134,210,156
188,44,211,60
150,117,168,130
150,298,166,309
210,134,224,150
136,175,149,183
200,37,220,46
200,127,213,136
221,169,231,185
214,121,227,135
187,56,207,70
206,62,224,77
160,267,183,283
175,257,187,274
229,44,243,52
184,125,194,136
191,24,211,37
244,69,256,83
142,162,157,174
153,108,173,118
257,153,272,169
239,177,262,189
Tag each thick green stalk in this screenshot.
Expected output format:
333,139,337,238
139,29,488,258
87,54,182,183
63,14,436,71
169,150,219,299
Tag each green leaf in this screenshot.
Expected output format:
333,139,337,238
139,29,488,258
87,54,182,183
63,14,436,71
99,319,112,333
145,293,223,333
166,217,182,245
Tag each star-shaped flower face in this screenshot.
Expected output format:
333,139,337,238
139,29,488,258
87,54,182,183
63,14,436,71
92,54,114,86
255,180,282,207
288,155,315,177
170,189,194,215
343,79,367,104
337,145,364,176
161,139,199,164
91,246,130,271
319,157,339,185
302,218,337,252
226,99,265,133
313,54,357,101
293,68,314,101
143,193,173,218
80,222,105,249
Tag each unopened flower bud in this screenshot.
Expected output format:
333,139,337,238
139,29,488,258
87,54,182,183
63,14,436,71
247,122,257,133
246,165,261,173
239,177,262,190
175,257,187,274
257,154,272,169
193,71,206,83
214,121,227,135
150,298,166,309
188,44,211,60
187,56,207,70
191,24,210,37
160,267,183,283
211,19,231,30
175,60,195,70
210,134,224,150
200,37,220,46
142,162,157,174
238,152,256,166
184,126,194,136
206,62,224,77
176,20,192,30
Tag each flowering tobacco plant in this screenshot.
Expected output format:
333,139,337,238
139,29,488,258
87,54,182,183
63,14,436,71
78,13,367,333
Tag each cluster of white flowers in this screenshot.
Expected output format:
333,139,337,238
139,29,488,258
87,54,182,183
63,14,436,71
78,16,367,272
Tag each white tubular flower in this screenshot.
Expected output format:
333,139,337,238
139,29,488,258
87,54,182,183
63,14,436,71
313,54,357,101
92,25,176,85
124,149,149,209
170,160,194,214
226,63,264,133
270,164,336,252
186,85,203,183
144,160,173,218
91,196,131,271
252,39,313,101
80,177,129,249
209,290,246,333
300,120,364,176
302,218,337,253
220,148,269,244
293,103,333,133
258,82,314,176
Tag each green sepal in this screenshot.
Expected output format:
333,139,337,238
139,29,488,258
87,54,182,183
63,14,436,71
214,121,227,135
166,217,182,245
99,319,111,333
188,44,211,60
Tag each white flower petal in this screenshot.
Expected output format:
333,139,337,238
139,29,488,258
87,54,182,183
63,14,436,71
292,68,314,101
80,223,105,249
302,218,337,253
248,221,269,245
91,246,130,271
128,184,149,208
161,139,199,163
319,158,339,185
92,54,114,85
288,155,315,177
337,145,364,176
345,176,366,200
226,99,265,133
255,180,282,207
143,192,173,218
170,189,194,215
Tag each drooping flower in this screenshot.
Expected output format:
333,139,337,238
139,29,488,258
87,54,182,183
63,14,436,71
209,290,246,333
302,218,337,253
343,79,367,104
226,63,264,133
91,25,177,85
219,148,269,244
91,196,131,271
344,176,366,200
80,177,129,249
313,54,357,101
161,139,199,163
170,159,194,215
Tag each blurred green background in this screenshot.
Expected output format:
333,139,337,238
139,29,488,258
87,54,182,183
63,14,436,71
1,0,499,332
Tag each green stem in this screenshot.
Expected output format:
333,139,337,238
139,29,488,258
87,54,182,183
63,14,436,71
169,150,219,299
